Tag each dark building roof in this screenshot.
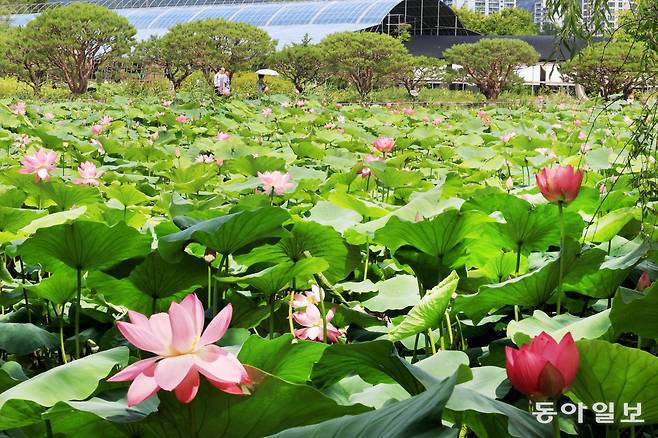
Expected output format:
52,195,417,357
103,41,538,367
405,35,600,62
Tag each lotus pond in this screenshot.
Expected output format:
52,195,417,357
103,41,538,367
0,96,656,438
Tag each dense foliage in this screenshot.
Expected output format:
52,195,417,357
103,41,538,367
270,35,329,94
561,41,657,98
21,3,136,94
318,32,410,99
452,7,538,36
443,38,539,101
0,94,656,437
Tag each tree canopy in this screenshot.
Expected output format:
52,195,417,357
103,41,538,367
25,3,136,94
453,7,537,36
443,38,539,101
270,35,328,93
561,41,657,98
319,32,410,99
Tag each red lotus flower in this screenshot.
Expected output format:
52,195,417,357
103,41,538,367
505,332,579,401
536,165,584,204
638,271,651,291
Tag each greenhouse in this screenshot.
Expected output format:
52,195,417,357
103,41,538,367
9,0,474,44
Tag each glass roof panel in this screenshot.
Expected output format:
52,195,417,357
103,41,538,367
124,8,168,28
150,7,200,27
193,4,243,21
231,3,284,26
313,1,368,25
358,0,401,23
268,2,324,25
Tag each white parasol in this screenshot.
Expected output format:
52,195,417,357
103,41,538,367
256,69,280,76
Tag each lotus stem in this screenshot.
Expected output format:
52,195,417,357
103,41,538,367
58,305,68,364
514,243,522,321
45,419,54,438
411,334,420,363
363,238,370,281
18,258,31,323
288,291,296,338
302,251,349,305
269,295,276,339
445,312,454,348
429,328,438,353
319,296,328,344
75,267,82,359
552,410,561,438
207,266,212,310
557,202,565,316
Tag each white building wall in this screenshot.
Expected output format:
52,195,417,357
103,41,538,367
444,0,517,15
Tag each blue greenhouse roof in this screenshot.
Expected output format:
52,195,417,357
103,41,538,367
9,0,404,46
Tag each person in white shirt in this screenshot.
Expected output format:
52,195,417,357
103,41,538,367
213,68,230,96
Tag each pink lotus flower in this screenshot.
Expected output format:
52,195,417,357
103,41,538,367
505,332,579,401
176,115,188,123
292,285,324,309
175,148,181,158
15,134,31,147
536,165,584,204
478,110,487,118
91,124,103,136
162,100,173,107
19,149,57,182
100,116,113,126
195,154,215,164
422,116,430,123
373,137,395,154
336,103,343,109
574,119,582,128
215,158,224,166
44,112,55,120
108,295,250,406
506,176,514,190
296,100,305,107
501,133,514,144
359,167,372,178
73,161,103,186
599,184,607,195
433,117,444,125
385,102,393,109
216,132,231,141
364,154,383,163
293,303,341,343
610,175,618,183
402,107,414,115
578,131,587,141
90,138,104,154
580,143,591,154
11,102,26,115
324,123,336,129
262,107,273,116
638,272,651,291
258,171,294,195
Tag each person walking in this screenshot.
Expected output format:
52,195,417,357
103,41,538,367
256,74,269,94
214,68,230,96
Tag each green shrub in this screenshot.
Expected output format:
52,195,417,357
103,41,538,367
230,72,296,98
